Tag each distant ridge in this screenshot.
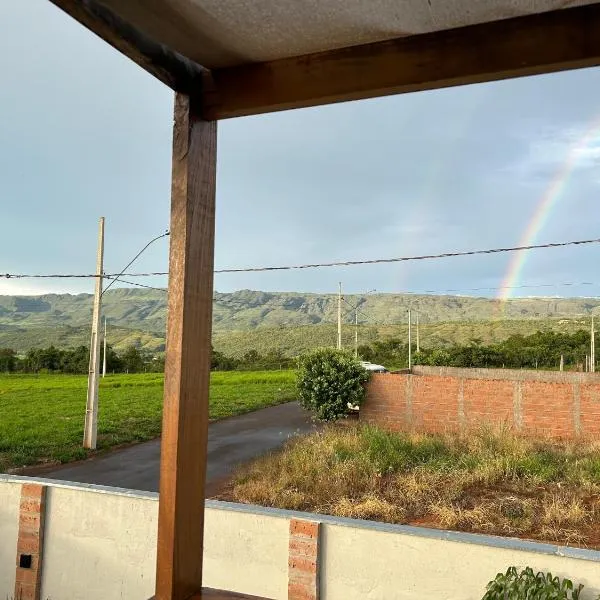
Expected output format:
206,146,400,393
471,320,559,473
1,288,599,353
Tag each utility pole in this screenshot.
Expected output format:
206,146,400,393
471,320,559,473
84,217,105,450
354,308,359,358
408,308,412,371
337,282,342,350
559,354,564,372
416,311,420,354
591,315,596,373
102,317,107,378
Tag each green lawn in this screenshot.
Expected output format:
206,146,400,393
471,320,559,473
0,370,296,472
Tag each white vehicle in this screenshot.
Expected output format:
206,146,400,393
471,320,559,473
359,361,389,373
348,361,389,412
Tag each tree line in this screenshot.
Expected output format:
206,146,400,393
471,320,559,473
359,329,596,371
1,329,596,375
0,344,162,374
0,345,294,374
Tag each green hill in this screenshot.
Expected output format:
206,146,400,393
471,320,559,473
0,288,598,355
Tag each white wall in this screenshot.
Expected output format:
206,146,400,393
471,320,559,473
321,523,600,600
1,477,600,600
0,480,20,595
41,485,158,600
204,507,288,599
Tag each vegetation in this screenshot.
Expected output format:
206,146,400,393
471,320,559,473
361,329,597,371
483,567,587,600
296,348,371,421
0,344,162,374
225,425,600,548
0,370,295,472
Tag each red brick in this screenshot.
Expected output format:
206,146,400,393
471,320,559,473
289,556,317,573
20,484,44,501
17,532,41,554
288,581,317,600
15,483,45,600
19,499,42,513
19,512,41,532
290,519,319,539
289,538,317,557
14,582,37,600
15,567,39,585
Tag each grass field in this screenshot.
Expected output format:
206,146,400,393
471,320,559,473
225,425,600,548
0,370,296,472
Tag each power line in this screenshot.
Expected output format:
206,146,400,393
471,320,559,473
101,230,170,296
213,237,600,273
2,236,599,279
104,277,167,292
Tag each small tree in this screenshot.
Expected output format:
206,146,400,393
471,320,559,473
121,345,144,373
296,348,371,422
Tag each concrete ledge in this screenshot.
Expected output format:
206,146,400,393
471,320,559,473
206,500,600,563
0,474,158,502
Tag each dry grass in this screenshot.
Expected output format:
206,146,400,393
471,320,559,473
224,425,600,547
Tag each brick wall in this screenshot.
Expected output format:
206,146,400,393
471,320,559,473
361,366,600,438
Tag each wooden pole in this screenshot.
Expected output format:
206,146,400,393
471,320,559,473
154,94,216,600
83,217,104,449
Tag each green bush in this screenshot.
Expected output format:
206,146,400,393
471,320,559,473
482,567,588,599
296,348,370,421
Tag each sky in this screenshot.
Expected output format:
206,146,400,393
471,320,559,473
2,1,600,299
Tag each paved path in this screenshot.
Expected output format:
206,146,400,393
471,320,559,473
39,402,316,494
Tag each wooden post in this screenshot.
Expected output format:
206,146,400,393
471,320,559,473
155,94,216,600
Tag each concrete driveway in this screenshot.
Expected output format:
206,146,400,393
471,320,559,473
38,402,316,494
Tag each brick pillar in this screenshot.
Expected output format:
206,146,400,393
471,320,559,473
15,483,46,600
288,519,320,600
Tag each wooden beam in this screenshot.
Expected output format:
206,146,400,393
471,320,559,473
203,3,600,119
48,0,205,93
155,94,216,600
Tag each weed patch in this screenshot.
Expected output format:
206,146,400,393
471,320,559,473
225,425,600,548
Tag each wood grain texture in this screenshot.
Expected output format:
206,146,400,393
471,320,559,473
155,94,217,600
48,0,205,93
204,3,600,119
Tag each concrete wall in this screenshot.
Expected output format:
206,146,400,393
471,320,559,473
361,366,600,437
321,521,600,600
1,476,600,599
41,485,158,600
0,480,20,594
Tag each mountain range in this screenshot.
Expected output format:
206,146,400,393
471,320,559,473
1,288,598,356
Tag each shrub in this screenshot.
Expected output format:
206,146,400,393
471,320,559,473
482,567,587,599
296,348,370,421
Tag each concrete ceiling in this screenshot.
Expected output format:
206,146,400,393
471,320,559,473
98,0,597,68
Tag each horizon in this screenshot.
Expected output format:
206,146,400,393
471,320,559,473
1,286,600,303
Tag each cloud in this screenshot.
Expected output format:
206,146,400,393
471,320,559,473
507,123,600,184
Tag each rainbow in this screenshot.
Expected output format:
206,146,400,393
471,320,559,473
498,116,600,302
